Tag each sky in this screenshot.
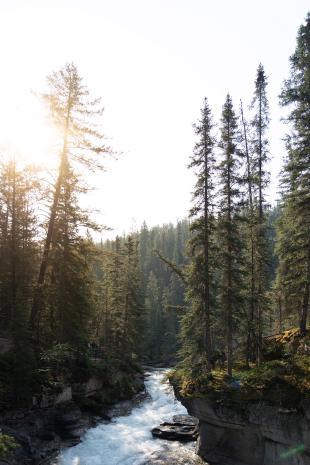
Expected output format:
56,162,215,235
0,0,308,238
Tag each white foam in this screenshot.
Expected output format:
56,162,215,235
58,370,188,465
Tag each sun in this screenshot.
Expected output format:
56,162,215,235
0,93,59,169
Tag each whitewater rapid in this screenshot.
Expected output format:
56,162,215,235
57,369,202,465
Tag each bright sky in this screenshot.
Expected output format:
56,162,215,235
0,0,308,238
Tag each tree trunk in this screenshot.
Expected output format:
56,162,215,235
241,100,255,365
203,127,212,372
257,88,263,365
30,97,72,334
300,240,310,334
226,119,233,378
10,160,17,330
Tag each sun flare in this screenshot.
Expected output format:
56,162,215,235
0,95,59,168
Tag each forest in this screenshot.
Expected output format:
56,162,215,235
0,11,309,428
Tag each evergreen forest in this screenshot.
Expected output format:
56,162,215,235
0,12,309,417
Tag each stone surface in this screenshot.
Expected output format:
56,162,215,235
178,395,310,465
151,414,198,442
0,373,145,465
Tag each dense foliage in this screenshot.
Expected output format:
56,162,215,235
0,13,309,411
172,13,310,387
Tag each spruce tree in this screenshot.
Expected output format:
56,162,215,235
0,158,38,400
277,13,310,334
145,272,162,361
217,94,243,376
122,236,145,358
250,64,270,363
240,100,256,363
30,63,107,335
185,98,216,372
45,166,96,352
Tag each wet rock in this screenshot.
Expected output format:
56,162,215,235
151,414,198,442
107,389,149,418
0,371,146,465
172,415,198,426
143,442,204,464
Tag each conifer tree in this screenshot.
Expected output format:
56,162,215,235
217,94,243,376
145,272,162,360
277,13,310,334
30,63,108,335
122,236,145,357
45,166,96,351
250,64,270,363
0,158,38,399
185,98,216,372
240,100,256,363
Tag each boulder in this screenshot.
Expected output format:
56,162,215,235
151,414,198,442
178,396,310,465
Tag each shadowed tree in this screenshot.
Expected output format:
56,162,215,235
184,98,216,372
217,94,244,376
277,14,310,335
30,63,109,335
250,64,270,364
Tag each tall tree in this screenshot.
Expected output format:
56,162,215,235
45,167,96,351
218,94,243,376
122,236,145,358
30,63,107,335
240,100,256,363
185,98,216,372
277,14,310,334
251,64,270,363
0,158,38,399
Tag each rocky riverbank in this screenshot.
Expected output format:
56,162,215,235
0,372,145,465
170,328,310,465
177,394,310,465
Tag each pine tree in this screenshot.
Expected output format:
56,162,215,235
0,158,38,400
45,166,96,352
240,100,256,363
30,63,108,335
185,98,216,372
145,272,162,361
277,14,310,334
250,64,270,363
217,94,243,376
122,236,145,358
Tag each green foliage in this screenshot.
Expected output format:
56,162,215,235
98,221,189,364
182,98,216,371
0,433,17,458
277,13,310,334
172,327,310,409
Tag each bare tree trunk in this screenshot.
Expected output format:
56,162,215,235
300,240,310,335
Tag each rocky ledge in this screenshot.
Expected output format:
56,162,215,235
0,372,145,465
177,395,310,465
151,414,198,441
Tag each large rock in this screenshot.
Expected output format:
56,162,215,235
152,414,198,442
179,396,310,465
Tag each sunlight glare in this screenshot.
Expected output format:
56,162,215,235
0,93,58,169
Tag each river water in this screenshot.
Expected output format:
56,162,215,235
57,369,203,465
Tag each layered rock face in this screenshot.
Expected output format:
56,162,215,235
180,397,310,465
0,373,145,465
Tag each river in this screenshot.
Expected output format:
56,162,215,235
57,369,203,465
